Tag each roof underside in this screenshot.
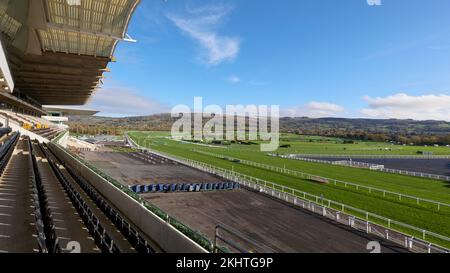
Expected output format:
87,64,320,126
0,0,140,106
43,105,99,116
12,51,109,105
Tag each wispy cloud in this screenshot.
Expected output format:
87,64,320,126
167,4,240,66
361,93,450,121
228,75,241,84
282,102,345,118
86,86,170,117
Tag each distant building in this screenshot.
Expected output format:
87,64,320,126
42,105,99,129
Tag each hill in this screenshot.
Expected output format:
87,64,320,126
68,114,450,145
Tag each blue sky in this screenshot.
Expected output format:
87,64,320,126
86,0,450,120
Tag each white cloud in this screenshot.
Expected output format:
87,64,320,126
282,102,345,118
85,86,170,117
167,5,240,66
228,75,241,84
361,93,450,121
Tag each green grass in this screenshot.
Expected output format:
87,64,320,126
128,131,450,247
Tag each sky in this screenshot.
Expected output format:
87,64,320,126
85,0,450,121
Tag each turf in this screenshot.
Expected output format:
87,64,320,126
128,131,450,247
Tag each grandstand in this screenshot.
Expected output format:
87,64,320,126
0,0,177,253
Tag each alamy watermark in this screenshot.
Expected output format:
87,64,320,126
171,97,280,152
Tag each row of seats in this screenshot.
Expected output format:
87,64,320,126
0,127,11,138
0,132,19,176
0,109,54,129
32,128,62,140
60,150,155,254
42,145,119,253
131,182,240,194
29,140,60,253
0,110,61,139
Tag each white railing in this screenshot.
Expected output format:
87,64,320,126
283,154,450,159
193,150,450,211
274,154,450,182
126,135,450,252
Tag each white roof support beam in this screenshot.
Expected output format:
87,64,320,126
0,37,15,92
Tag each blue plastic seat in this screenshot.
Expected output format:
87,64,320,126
135,185,142,193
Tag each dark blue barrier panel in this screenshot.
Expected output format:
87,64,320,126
178,183,183,192
157,184,163,192
131,185,138,193
142,185,149,193
217,183,223,190
205,183,211,190
200,183,206,190
163,184,169,192
188,184,195,192
136,185,144,193
171,184,178,192
181,184,187,191
194,184,201,192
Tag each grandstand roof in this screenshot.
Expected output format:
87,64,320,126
0,0,140,107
